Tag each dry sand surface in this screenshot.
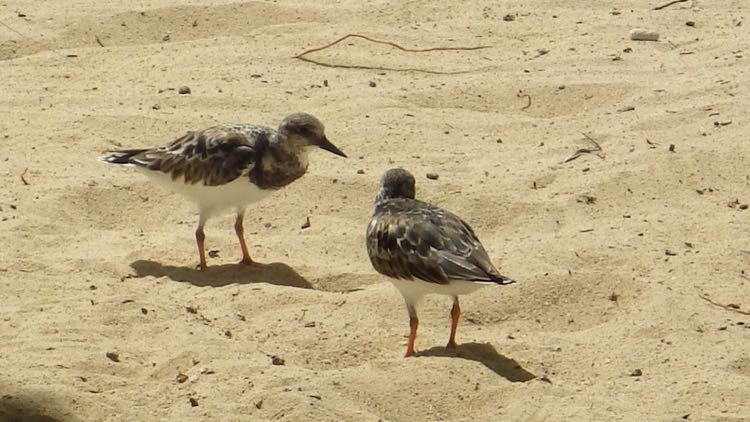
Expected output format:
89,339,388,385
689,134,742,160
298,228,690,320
2,0,750,421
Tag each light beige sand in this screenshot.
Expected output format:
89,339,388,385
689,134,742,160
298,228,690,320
1,0,749,420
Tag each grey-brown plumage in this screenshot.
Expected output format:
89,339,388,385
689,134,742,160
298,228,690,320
100,112,346,270
102,113,346,189
366,168,515,357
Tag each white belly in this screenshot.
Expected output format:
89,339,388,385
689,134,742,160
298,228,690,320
391,278,489,305
138,169,273,215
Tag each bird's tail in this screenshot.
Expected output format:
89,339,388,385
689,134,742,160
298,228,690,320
98,149,148,165
490,273,516,285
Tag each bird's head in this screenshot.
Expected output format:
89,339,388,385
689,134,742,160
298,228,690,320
376,168,416,202
278,113,347,158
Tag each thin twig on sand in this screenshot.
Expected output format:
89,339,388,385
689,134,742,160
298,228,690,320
293,33,491,74
20,168,30,185
560,133,605,164
652,0,689,11
699,294,750,316
517,92,532,110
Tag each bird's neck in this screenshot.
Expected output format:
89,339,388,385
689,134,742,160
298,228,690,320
250,135,309,189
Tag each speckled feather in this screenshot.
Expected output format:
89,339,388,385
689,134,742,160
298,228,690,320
102,124,274,187
367,197,512,286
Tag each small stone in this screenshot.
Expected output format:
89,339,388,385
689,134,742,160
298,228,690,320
357,169,365,175
323,79,328,87
178,86,191,95
665,249,677,256
141,308,148,315
301,217,311,229
629,28,660,41
188,397,199,407
162,33,171,42
105,352,120,363
369,81,376,87
176,372,188,383
151,104,160,110
502,14,515,22
740,204,749,210
668,144,675,152
271,355,285,366
630,368,643,377
426,173,439,180
686,21,695,27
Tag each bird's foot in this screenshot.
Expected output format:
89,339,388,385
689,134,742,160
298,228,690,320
240,257,263,267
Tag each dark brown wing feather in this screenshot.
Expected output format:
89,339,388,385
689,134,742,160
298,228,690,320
366,198,509,285
104,127,265,186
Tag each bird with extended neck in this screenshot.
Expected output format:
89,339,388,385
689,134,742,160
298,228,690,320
101,112,346,270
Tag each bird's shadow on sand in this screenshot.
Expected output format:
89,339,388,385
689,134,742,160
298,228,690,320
0,391,76,422
128,260,313,289
417,342,536,382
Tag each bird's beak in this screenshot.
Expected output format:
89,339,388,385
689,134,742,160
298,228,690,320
318,136,347,158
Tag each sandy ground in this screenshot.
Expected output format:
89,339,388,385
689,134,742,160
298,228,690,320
1,0,749,421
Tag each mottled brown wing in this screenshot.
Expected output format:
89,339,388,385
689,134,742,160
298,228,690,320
366,199,505,285
127,127,263,186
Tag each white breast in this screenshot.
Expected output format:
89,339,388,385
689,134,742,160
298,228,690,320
390,278,489,305
137,168,273,216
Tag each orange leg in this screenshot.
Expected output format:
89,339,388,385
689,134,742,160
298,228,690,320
405,304,418,357
195,225,207,271
447,297,460,349
235,212,261,266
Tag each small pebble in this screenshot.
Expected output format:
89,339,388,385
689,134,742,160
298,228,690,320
686,21,695,27
630,368,643,377
178,86,191,95
357,169,365,175
189,397,199,407
271,355,285,366
426,173,439,180
369,81,377,87
105,352,120,363
629,28,660,41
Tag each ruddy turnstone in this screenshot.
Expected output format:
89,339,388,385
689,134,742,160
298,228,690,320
101,112,346,270
366,168,515,357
